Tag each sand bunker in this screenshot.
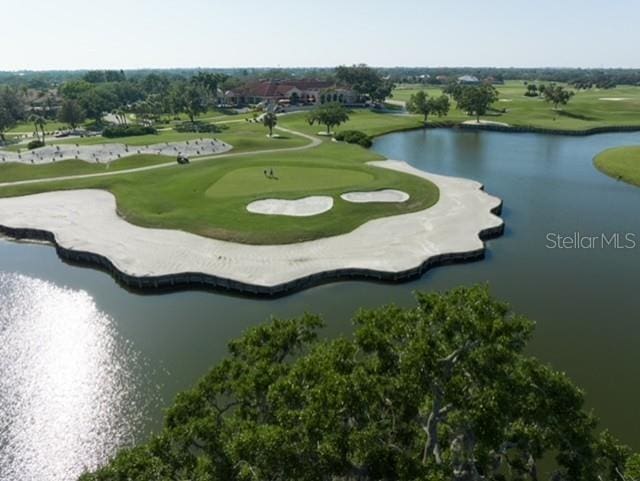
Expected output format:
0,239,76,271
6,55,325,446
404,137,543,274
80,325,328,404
599,97,630,101
0,161,503,292
247,196,333,216
462,120,510,127
0,138,231,165
341,189,409,203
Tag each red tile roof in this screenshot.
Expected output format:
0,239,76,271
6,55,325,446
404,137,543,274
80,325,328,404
227,79,338,98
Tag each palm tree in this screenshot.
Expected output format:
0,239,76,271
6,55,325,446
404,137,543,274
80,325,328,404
111,108,128,125
262,112,277,137
29,114,47,145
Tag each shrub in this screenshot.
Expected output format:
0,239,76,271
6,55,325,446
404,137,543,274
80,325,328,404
102,125,157,138
27,139,45,150
334,129,372,148
173,121,223,133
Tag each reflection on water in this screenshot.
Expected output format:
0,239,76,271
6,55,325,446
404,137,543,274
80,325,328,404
0,273,152,481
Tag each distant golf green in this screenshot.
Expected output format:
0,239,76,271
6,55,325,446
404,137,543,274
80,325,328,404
594,146,640,187
392,81,640,131
0,141,439,244
206,166,374,198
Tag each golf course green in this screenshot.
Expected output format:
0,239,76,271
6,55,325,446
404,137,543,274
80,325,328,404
0,124,440,244
392,81,640,131
4,85,640,245
594,145,640,187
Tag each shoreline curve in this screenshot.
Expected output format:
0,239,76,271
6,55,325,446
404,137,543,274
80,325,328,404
0,161,504,297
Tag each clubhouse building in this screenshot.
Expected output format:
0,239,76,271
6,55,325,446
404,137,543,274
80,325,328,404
223,79,359,107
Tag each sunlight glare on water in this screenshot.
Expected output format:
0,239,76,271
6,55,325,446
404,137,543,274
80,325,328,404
0,273,150,481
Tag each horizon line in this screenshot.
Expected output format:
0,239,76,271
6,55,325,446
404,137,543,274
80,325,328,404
3,65,640,74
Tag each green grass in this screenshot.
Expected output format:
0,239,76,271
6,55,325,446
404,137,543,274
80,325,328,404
51,122,306,151
153,109,255,129
593,146,640,187
0,123,309,182
279,109,424,138
7,120,75,133
206,166,374,198
0,106,457,244
0,141,439,244
392,81,640,131
0,155,173,183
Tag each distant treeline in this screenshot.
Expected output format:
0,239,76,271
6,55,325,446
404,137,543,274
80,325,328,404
381,67,640,88
0,68,334,89
2,66,640,89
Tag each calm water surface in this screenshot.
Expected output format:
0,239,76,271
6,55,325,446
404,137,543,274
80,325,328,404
1,128,639,478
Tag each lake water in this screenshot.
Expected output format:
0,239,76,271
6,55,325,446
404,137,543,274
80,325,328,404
1,128,639,479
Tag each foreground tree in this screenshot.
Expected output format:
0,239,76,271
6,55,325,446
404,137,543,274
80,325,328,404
58,99,86,129
80,285,637,481
406,90,450,123
542,83,575,110
456,84,499,122
262,111,277,136
307,102,349,134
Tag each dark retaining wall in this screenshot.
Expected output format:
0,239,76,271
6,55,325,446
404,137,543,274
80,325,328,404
368,120,640,139
457,122,640,136
0,200,503,298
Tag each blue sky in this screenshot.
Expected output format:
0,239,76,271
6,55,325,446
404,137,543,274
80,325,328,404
2,0,638,70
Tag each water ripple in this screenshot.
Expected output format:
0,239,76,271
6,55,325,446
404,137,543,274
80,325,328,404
0,273,152,481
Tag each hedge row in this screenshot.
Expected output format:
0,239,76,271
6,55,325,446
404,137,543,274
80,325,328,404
102,125,157,138
334,130,373,148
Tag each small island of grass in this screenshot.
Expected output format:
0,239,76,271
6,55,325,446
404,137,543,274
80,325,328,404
594,146,640,187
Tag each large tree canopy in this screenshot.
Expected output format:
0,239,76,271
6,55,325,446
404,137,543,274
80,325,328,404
0,86,25,141
306,102,350,134
335,64,394,104
406,90,450,123
58,99,86,129
541,83,575,110
456,85,499,122
81,285,636,481
168,81,208,123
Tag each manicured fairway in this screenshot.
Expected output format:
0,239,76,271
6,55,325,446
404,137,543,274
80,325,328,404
0,141,439,244
206,166,374,198
279,110,424,137
392,81,640,131
594,146,640,187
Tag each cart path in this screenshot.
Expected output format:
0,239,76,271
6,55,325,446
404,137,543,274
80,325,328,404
0,126,321,188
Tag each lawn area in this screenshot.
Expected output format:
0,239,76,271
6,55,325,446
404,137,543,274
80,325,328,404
279,109,424,137
51,121,307,151
7,119,75,133
0,141,439,244
392,81,640,131
593,146,640,187
0,154,173,183
0,122,309,182
153,108,255,129
206,166,374,198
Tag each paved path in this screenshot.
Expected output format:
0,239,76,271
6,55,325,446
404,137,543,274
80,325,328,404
0,138,231,165
0,126,320,188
